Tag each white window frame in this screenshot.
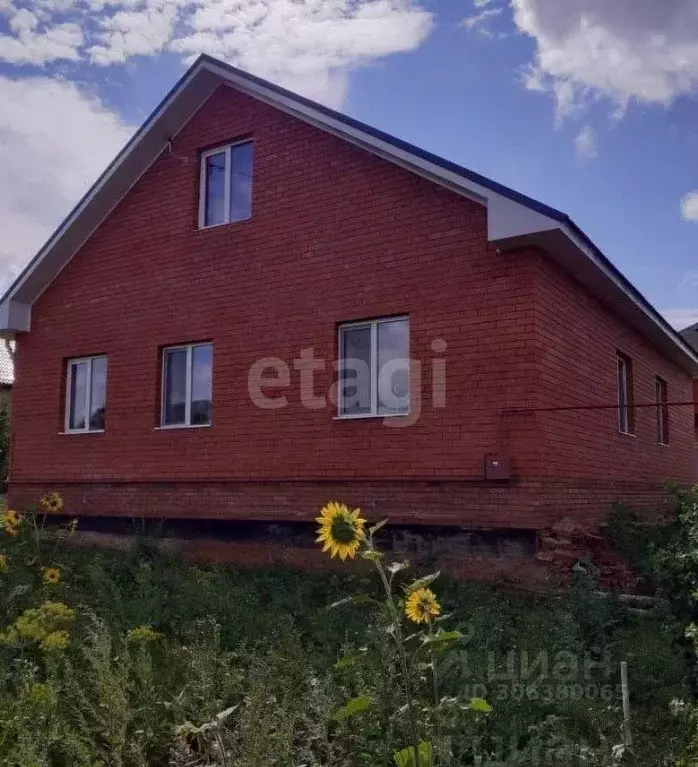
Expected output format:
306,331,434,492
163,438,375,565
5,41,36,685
337,316,410,419
198,140,253,229
64,355,107,434
617,353,634,435
160,343,212,429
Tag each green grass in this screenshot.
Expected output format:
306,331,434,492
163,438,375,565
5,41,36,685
0,535,693,765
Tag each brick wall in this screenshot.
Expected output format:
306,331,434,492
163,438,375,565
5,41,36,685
8,83,696,530
532,256,696,488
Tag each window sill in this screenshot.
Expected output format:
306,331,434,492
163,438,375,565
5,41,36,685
618,430,636,438
334,412,410,421
197,218,251,231
154,423,212,431
59,429,105,435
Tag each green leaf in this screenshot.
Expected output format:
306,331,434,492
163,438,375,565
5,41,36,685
467,697,492,714
332,695,372,721
369,519,389,535
328,594,378,610
328,596,354,610
334,647,367,670
393,741,433,766
361,550,384,561
422,630,463,646
404,572,440,594
215,705,238,723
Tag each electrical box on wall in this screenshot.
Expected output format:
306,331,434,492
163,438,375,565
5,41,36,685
484,453,510,480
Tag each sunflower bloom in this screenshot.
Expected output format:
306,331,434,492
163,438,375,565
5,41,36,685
41,492,64,514
1,509,20,537
43,567,61,586
315,502,366,561
405,587,441,624
0,554,7,574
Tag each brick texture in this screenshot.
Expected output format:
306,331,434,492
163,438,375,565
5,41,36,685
8,83,696,530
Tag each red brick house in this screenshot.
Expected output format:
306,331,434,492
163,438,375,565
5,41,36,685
1,55,696,538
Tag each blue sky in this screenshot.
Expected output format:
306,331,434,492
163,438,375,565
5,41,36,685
0,0,697,328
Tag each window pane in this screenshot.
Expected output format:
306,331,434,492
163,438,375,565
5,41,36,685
204,152,226,226
340,326,371,415
230,142,253,222
163,349,188,425
89,357,107,430
68,362,88,430
377,319,409,414
191,344,212,425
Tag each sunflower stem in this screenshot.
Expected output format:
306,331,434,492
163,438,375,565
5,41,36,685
372,551,421,767
428,620,443,766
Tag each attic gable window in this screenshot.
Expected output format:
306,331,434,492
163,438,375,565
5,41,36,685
199,141,253,228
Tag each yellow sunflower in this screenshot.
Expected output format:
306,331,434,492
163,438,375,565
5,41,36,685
1,509,20,537
43,567,61,586
405,587,441,625
315,501,366,561
41,492,64,514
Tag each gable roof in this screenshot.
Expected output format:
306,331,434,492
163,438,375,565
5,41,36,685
1,54,697,376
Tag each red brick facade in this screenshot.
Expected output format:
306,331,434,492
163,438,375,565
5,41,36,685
8,84,696,530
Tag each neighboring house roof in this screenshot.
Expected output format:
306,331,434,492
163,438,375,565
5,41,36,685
0,54,697,376
680,322,698,354
0,341,14,386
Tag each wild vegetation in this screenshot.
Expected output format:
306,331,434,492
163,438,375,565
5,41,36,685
0,491,696,765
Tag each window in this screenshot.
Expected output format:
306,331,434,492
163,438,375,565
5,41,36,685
161,343,213,427
199,141,253,227
655,376,669,445
617,352,634,435
65,356,107,432
338,317,409,417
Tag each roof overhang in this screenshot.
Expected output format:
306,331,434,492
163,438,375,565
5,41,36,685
496,227,698,376
2,54,696,376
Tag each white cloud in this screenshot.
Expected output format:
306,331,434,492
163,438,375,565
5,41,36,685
573,123,597,160
662,308,698,331
87,0,178,65
0,19,83,65
511,0,698,119
0,76,132,292
0,0,433,107
681,191,698,223
171,0,433,106
460,7,504,38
